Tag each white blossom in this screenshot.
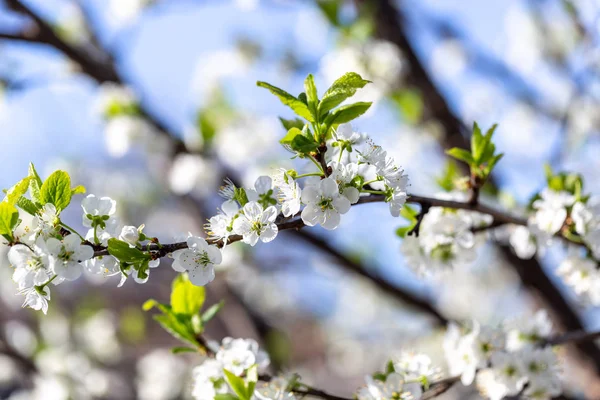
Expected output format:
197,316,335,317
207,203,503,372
505,310,553,351
207,200,240,244
216,337,270,376
509,226,537,259
232,202,278,246
357,373,421,400
254,376,298,400
482,352,527,400
329,161,360,204
119,225,140,246
8,237,53,289
530,189,575,235
301,177,351,230
394,353,440,383
247,176,280,209
272,169,301,217
172,236,222,286
557,255,600,305
18,286,51,314
32,204,60,239
444,322,504,386
81,194,118,232
46,235,93,281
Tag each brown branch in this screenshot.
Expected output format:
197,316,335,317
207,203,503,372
289,229,448,326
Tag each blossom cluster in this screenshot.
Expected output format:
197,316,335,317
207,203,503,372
508,176,600,305
400,192,492,277
191,337,271,400
8,193,162,313
356,353,440,400
444,310,561,400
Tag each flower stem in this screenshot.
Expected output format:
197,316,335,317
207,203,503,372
296,172,323,179
337,147,344,163
308,156,325,174
362,179,380,187
361,189,386,195
39,274,57,289
93,225,99,245
60,222,85,241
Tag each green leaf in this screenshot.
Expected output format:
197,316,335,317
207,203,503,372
319,72,371,117
391,89,423,124
436,160,461,192
316,0,339,25
323,102,372,127
399,204,419,221
28,163,43,202
304,74,319,119
153,314,199,347
279,127,303,146
0,202,18,238
201,300,225,324
107,238,150,263
142,299,160,311
170,274,206,316
224,369,250,400
214,395,240,400
256,81,314,122
39,170,72,211
71,185,86,195
290,135,319,154
446,148,474,165
16,196,40,215
171,346,198,354
3,177,32,209
395,226,415,238
475,124,498,163
278,117,305,131
470,122,483,161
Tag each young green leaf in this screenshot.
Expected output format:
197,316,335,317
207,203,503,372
71,185,86,195
279,127,303,146
323,102,372,127
214,395,240,400
142,299,160,311
201,300,225,324
319,72,370,116
153,314,199,347
107,238,151,263
304,74,319,118
3,177,32,206
446,148,474,165
28,163,43,202
256,81,314,122
170,274,206,316
278,117,305,131
290,135,319,154
171,346,198,354
223,369,250,400
16,196,40,215
0,202,18,238
39,170,72,211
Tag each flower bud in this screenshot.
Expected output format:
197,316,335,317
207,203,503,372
120,225,139,245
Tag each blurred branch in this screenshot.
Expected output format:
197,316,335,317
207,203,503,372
358,0,600,382
290,229,448,326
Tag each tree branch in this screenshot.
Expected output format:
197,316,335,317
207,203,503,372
360,0,600,381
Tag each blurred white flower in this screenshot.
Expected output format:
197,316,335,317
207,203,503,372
136,349,187,400
169,154,220,196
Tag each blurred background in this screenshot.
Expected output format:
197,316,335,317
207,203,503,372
0,0,599,398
